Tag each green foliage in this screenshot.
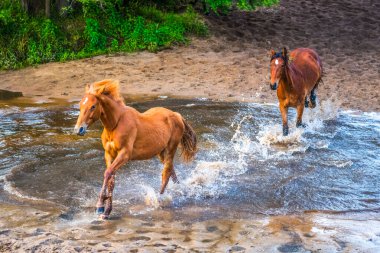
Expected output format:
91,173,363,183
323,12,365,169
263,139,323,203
205,0,232,13
206,0,279,13
84,18,107,52
0,0,278,70
0,0,208,70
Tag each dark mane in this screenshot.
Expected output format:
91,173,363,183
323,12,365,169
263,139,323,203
271,51,288,63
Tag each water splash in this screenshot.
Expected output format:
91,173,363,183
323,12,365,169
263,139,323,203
143,185,160,208
1,98,379,220
256,98,341,158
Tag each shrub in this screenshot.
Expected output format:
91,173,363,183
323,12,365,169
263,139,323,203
0,0,278,70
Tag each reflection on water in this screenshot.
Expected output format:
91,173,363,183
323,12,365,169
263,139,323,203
0,98,379,221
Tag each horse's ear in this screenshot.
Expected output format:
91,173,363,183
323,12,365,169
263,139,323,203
85,84,90,93
282,47,288,58
270,49,275,57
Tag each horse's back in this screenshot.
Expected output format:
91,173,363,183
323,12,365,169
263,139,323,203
289,48,322,91
141,107,182,124
139,107,184,135
124,107,182,160
291,48,322,74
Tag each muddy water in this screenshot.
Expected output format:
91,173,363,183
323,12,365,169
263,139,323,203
0,97,379,224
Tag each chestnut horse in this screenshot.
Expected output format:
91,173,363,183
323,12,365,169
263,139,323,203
269,48,323,136
74,80,197,219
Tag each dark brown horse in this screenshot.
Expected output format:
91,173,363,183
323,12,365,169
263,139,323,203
269,48,323,135
74,80,197,219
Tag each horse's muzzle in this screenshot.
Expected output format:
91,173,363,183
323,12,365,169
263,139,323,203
74,125,87,136
270,82,278,90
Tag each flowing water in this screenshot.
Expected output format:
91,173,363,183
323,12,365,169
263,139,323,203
0,97,379,223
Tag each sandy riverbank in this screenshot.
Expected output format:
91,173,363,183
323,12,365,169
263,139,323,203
0,0,379,111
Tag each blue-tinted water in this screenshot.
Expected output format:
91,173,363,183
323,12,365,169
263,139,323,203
0,98,379,220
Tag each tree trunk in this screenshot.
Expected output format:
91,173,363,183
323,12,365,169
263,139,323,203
20,0,45,15
45,0,51,17
20,0,29,13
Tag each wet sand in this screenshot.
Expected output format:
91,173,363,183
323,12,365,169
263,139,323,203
0,0,379,111
0,202,380,252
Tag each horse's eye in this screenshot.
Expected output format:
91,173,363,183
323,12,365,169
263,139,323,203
90,105,96,111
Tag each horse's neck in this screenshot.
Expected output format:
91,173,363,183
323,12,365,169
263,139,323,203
98,95,124,131
281,64,295,91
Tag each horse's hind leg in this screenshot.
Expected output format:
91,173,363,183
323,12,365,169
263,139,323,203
160,143,180,194
159,148,178,182
158,148,178,185
160,159,174,194
296,103,306,128
310,88,317,108
158,149,165,164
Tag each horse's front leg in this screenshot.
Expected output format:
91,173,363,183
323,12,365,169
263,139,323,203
296,102,306,128
95,152,113,215
96,149,129,219
279,103,289,136
103,174,115,218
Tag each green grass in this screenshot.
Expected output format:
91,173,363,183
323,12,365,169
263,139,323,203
0,1,208,70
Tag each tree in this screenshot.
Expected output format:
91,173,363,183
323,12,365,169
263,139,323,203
20,0,68,17
19,0,45,16
45,0,50,17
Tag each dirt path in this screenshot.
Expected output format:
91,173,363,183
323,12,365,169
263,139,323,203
1,0,379,111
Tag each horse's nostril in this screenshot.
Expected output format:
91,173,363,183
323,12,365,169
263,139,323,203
270,83,277,90
78,126,86,136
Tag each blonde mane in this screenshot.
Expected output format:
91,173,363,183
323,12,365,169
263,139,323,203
87,79,125,105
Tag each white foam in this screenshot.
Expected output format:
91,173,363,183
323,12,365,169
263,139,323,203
142,185,160,208
169,161,227,199
255,98,341,157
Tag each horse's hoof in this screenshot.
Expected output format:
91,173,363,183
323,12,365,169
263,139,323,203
100,214,109,220
95,206,105,215
310,94,317,108
296,122,307,128
283,126,289,136
172,176,179,184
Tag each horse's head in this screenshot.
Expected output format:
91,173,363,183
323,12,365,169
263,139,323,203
74,85,102,136
269,47,288,90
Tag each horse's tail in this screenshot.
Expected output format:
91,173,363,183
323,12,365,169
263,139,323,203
315,76,323,89
180,117,197,162
315,54,324,89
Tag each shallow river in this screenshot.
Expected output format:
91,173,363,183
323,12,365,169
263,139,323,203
0,97,379,223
